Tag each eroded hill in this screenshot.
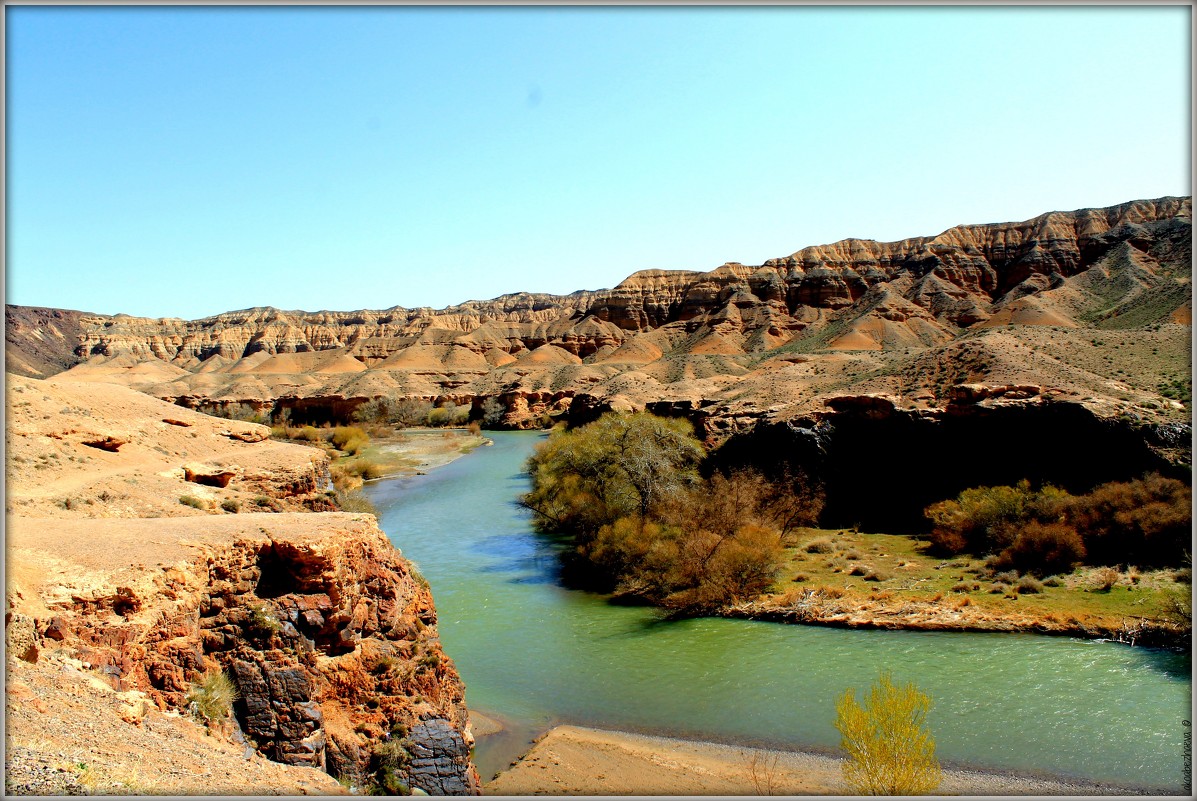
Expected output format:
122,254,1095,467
8,197,1189,433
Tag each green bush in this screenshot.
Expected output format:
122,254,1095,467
924,481,1070,557
186,670,238,724
926,475,1191,571
522,411,705,536
244,603,280,639
179,495,207,510
370,740,413,795
835,672,942,795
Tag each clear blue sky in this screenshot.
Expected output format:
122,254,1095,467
5,5,1191,320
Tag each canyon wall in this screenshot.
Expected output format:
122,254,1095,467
7,197,1186,372
6,196,1192,524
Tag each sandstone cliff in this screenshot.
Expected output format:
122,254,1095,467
4,375,480,795
7,196,1187,440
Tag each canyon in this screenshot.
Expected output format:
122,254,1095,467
7,196,1192,524
3,196,1192,793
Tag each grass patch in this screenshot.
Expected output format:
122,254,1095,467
768,527,1190,630
186,670,238,724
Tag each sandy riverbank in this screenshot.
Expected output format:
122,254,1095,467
483,725,1143,796
372,428,491,475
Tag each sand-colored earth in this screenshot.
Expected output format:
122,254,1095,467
5,651,345,796
374,429,492,475
484,725,1134,796
5,374,328,520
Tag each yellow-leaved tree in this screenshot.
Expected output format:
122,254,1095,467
834,671,942,795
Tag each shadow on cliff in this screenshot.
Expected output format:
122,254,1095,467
711,405,1188,533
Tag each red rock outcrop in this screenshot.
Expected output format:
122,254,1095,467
5,376,481,793
7,514,481,794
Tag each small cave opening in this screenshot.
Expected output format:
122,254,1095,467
255,546,301,599
112,588,141,618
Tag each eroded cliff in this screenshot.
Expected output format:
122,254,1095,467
4,375,480,795
8,196,1187,442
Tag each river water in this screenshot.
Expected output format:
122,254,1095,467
367,431,1191,791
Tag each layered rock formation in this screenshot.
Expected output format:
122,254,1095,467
6,197,1187,440
6,197,1191,529
4,375,480,795
7,514,479,794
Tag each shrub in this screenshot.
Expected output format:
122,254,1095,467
1042,576,1063,587
844,549,863,561
244,603,280,639
995,521,1088,576
805,538,835,554
392,398,435,426
864,569,891,582
835,672,942,795
331,426,369,455
1015,576,1044,594
1091,567,1120,591
1157,587,1192,629
179,495,207,510
336,490,378,516
522,411,705,535
352,398,393,425
924,481,1071,557
293,425,323,442
370,739,413,795
481,397,506,427
186,670,238,724
220,499,240,513
950,582,972,593
1174,567,1192,584
522,411,822,613
1067,474,1191,567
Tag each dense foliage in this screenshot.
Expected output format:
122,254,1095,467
523,412,823,612
925,475,1191,574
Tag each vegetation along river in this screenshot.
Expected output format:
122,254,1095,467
367,430,1191,792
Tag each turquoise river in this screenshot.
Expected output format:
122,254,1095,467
367,431,1191,792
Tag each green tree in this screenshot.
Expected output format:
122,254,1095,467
522,411,705,535
835,672,942,795
522,411,819,612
